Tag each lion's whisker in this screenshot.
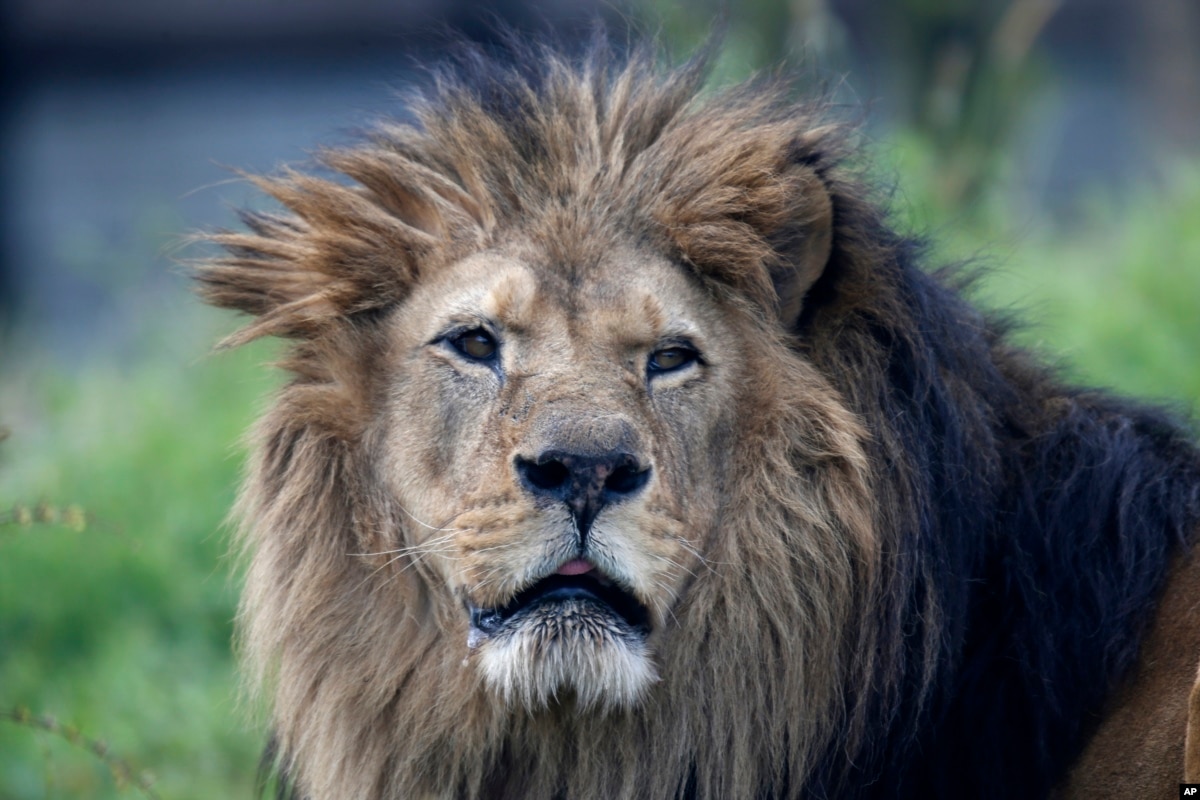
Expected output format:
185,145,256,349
670,537,727,571
353,552,411,596
394,503,464,534
347,531,461,558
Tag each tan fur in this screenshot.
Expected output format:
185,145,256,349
1054,548,1200,797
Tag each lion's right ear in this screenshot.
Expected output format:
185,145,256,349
767,159,834,328
196,158,482,349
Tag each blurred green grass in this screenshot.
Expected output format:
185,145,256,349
1,321,279,798
1,155,1198,798
889,138,1200,405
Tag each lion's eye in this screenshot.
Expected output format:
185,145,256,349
648,346,698,374
450,328,498,362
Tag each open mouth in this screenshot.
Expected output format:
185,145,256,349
469,570,651,638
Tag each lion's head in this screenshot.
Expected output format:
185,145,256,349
200,43,879,797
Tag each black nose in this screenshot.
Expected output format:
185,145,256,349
514,450,651,541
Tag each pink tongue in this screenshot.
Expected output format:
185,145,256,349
557,559,594,576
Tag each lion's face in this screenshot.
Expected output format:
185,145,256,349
380,240,740,709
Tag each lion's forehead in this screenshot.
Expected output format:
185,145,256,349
405,246,720,357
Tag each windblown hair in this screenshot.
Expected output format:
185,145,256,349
197,36,1200,800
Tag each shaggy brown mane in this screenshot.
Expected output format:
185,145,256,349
202,43,846,350
198,37,1200,800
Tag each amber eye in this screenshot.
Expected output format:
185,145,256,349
648,346,698,374
450,328,498,362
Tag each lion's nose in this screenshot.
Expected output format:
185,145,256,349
514,450,651,542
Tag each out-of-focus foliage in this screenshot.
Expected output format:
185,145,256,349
890,135,1200,404
645,0,1060,209
0,323,277,799
837,0,1061,207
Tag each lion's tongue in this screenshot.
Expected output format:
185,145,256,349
557,559,594,576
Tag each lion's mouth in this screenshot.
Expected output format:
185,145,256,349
469,569,651,638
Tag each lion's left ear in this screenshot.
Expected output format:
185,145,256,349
646,126,836,328
768,162,834,328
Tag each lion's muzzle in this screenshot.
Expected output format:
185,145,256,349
467,560,657,709
514,449,651,542
469,567,651,638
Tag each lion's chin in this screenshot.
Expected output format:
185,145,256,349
471,599,658,710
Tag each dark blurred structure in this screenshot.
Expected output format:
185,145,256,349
830,0,1200,207
0,0,618,357
1,0,1197,358
656,0,1199,209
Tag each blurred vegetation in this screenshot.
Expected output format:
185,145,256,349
0,323,277,798
1,4,1198,798
889,140,1200,404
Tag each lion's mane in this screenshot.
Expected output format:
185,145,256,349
198,38,1200,800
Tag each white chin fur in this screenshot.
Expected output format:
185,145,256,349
476,615,657,711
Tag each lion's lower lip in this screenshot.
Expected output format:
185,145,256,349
469,573,650,637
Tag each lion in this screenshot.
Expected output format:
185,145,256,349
196,39,1200,799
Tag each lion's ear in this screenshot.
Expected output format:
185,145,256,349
646,124,837,328
769,163,834,328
